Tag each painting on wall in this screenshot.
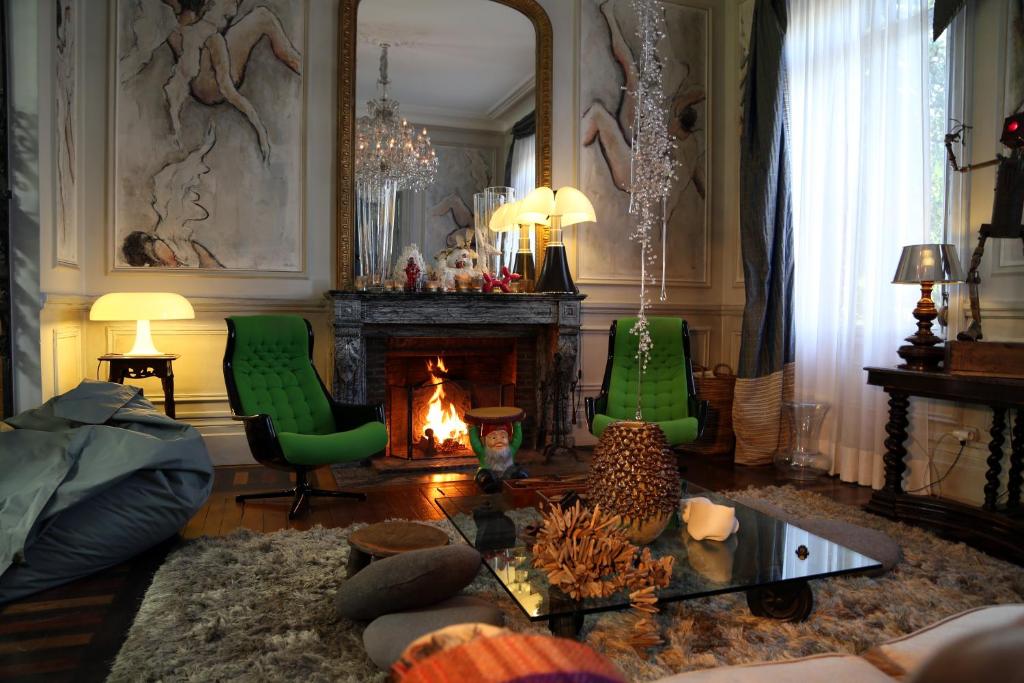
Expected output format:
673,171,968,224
55,0,78,266
403,143,495,267
578,0,709,285
112,0,306,272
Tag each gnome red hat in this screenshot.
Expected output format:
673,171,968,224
481,422,512,438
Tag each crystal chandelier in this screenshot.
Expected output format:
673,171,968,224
356,44,438,193
355,44,438,289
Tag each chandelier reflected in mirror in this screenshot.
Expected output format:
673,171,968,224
355,43,438,288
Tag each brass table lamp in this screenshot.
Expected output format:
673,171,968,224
891,244,964,371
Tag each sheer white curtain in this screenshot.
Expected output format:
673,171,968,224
508,134,537,263
788,0,932,488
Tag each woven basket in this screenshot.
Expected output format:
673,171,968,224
684,363,736,456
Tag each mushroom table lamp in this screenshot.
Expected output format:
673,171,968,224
891,244,964,371
514,187,556,288
535,186,596,293
89,292,195,356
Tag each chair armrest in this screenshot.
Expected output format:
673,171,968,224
330,401,385,432
231,413,287,466
585,394,607,432
694,399,710,439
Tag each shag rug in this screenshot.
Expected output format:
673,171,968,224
108,487,1024,682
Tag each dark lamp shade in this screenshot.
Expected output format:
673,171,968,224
892,244,964,284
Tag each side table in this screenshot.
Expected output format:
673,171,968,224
863,366,1024,563
99,354,179,419
346,521,450,577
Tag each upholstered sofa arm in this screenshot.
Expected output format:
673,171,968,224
330,401,385,432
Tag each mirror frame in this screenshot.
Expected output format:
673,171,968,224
335,0,553,289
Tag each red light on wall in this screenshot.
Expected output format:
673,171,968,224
1009,120,1020,132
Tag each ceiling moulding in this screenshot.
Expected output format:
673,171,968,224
487,74,537,121
363,103,509,132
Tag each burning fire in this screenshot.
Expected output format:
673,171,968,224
423,357,468,449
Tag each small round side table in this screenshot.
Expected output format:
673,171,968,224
99,353,178,418
346,521,450,577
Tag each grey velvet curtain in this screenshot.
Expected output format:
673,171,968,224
733,0,795,465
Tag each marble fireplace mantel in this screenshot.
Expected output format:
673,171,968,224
325,291,585,443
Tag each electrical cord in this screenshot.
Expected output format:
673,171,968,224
906,439,966,494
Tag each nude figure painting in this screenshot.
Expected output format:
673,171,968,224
578,0,709,285
113,0,305,271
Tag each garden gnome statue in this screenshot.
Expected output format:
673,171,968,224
465,406,527,493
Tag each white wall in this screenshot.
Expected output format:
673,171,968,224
925,0,1024,505
18,0,745,462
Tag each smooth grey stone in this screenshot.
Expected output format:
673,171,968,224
362,595,505,669
335,544,482,621
793,517,903,574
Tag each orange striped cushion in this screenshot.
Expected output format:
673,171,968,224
394,632,626,683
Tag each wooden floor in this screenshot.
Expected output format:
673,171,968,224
0,453,872,682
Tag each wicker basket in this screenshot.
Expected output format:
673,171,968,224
684,363,736,456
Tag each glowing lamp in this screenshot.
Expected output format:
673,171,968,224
89,292,195,356
535,186,597,293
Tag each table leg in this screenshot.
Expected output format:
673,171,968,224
881,391,910,496
746,581,813,622
108,364,123,384
346,547,372,578
161,371,175,419
1008,409,1023,510
548,611,584,638
984,407,1007,512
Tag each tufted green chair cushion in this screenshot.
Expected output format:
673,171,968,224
228,315,335,436
278,422,388,466
592,317,698,446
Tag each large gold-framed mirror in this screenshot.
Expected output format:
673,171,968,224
336,0,552,289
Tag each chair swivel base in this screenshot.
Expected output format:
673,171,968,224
236,470,366,519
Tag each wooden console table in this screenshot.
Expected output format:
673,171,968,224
99,354,178,419
864,366,1024,563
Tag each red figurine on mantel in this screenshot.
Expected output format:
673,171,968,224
483,267,522,293
404,257,421,292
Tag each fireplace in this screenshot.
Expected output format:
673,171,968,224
385,338,518,459
328,291,585,462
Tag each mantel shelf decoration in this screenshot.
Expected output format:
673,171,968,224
355,43,438,290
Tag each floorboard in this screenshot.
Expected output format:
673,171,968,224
0,451,875,681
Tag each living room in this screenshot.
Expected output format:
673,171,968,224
0,0,1022,681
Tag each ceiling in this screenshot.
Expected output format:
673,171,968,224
356,0,536,130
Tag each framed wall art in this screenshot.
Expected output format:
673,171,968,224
111,0,306,273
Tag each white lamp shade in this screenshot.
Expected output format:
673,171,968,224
489,202,518,233
553,186,596,227
90,292,195,321
90,293,193,357
516,186,555,225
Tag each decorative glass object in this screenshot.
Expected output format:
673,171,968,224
355,43,438,288
483,186,516,273
773,401,831,480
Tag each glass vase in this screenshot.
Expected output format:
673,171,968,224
483,186,516,273
356,179,399,290
773,401,831,480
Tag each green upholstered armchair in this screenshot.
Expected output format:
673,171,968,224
585,317,708,447
223,315,387,518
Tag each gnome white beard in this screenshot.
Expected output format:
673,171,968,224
483,445,514,474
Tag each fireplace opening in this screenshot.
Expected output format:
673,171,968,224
386,338,518,459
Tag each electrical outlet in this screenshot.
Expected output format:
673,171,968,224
952,428,978,443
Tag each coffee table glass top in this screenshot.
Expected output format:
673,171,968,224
435,484,881,621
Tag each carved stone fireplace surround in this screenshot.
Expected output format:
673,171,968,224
327,291,585,448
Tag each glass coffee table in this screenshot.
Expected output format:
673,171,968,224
436,484,881,637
